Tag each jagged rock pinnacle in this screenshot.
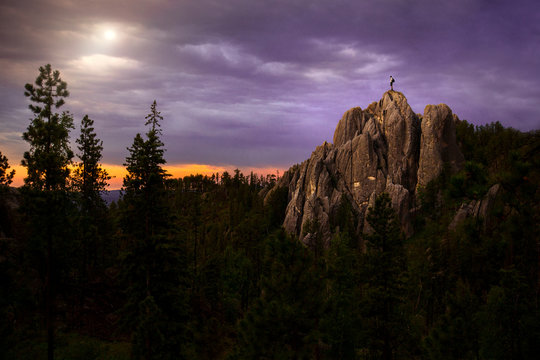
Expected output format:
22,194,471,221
271,91,464,244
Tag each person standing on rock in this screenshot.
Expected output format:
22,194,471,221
390,75,395,90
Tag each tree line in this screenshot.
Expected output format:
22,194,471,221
1,64,539,359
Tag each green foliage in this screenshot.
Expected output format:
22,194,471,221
170,171,278,358
72,115,110,201
457,121,523,165
455,119,537,186
407,120,540,359
424,280,480,360
321,232,361,359
131,295,166,360
0,150,15,185
22,64,74,191
264,185,288,228
144,100,163,132
122,101,169,240
20,189,78,282
365,193,402,253
71,114,112,274
6,332,131,360
359,193,412,359
120,233,189,359
478,268,540,360
119,100,190,359
5,75,540,359
0,202,27,359
235,230,323,359
330,194,358,247
18,64,77,360
447,161,488,199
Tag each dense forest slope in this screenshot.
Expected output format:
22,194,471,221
1,90,539,359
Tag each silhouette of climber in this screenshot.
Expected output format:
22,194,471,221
390,75,395,90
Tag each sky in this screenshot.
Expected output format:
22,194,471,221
1,0,539,188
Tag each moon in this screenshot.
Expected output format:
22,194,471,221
104,29,116,41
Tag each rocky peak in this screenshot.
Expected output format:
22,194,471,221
417,104,464,188
272,91,464,244
332,91,414,148
333,107,364,147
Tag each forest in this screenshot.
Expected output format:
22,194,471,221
1,65,539,359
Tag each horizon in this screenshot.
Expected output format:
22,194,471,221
1,0,539,187
7,163,284,190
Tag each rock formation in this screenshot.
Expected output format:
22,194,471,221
448,183,502,231
418,104,464,188
270,91,465,244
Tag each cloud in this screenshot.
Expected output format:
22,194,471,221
256,61,297,77
68,54,140,74
179,42,259,68
0,0,539,180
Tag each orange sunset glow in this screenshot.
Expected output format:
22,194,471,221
9,163,285,190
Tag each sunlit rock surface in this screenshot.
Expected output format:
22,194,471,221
271,91,465,243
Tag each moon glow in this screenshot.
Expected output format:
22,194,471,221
104,29,116,40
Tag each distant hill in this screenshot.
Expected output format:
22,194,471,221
101,189,122,205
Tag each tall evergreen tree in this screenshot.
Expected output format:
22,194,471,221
321,232,361,359
236,230,324,359
120,100,188,359
22,64,73,191
123,100,168,238
359,193,411,359
0,150,15,186
21,64,74,360
72,115,110,205
72,114,110,273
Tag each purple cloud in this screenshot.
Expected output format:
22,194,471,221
1,0,538,172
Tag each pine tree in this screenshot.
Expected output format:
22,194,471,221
359,193,410,359
123,100,168,238
0,150,15,186
236,230,324,359
21,64,74,360
72,115,110,206
120,100,188,359
321,232,362,359
145,99,163,132
72,114,111,275
22,64,73,191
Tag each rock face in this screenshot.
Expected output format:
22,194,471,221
417,104,464,188
271,91,465,243
448,184,502,231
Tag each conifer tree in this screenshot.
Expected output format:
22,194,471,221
22,64,73,191
123,100,168,238
236,230,323,359
0,150,15,186
72,115,110,272
21,64,74,360
72,115,110,206
359,193,410,359
321,232,361,359
121,100,188,359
